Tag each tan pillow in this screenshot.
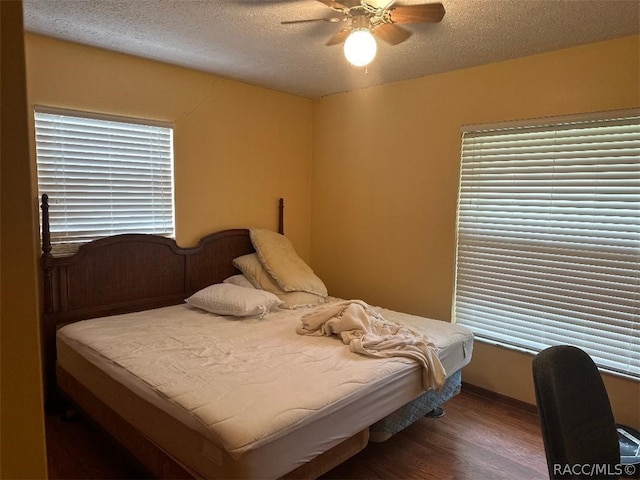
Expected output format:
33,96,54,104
223,274,256,289
233,253,326,309
233,254,281,292
249,229,328,297
277,291,326,310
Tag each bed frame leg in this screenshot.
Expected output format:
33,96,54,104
425,407,445,418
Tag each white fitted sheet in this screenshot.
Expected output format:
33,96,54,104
57,299,473,477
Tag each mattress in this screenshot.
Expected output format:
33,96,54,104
57,299,473,478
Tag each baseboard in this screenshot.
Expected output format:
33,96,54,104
462,382,538,414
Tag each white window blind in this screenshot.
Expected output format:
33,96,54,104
454,111,640,379
35,109,174,253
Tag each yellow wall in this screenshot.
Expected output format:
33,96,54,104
24,34,314,258
312,35,640,427
1,1,48,478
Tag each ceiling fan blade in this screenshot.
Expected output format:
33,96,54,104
282,17,342,24
373,23,412,45
325,28,351,46
389,2,445,24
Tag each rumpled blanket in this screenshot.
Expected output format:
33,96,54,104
297,300,446,390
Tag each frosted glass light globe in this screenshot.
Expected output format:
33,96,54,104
343,29,377,67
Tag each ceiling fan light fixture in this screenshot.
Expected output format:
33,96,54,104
343,28,377,67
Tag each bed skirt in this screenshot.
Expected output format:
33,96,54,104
369,369,462,442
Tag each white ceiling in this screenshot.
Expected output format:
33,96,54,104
22,0,640,99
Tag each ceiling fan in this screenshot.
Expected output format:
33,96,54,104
282,0,445,67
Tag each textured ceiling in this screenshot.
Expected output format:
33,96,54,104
22,0,640,98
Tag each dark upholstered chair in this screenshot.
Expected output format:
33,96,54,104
532,345,620,479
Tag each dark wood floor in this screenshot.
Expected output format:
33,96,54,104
45,388,548,479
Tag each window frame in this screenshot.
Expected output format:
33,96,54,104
34,106,175,255
453,108,640,380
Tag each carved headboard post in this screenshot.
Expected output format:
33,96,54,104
41,194,54,314
41,194,59,410
41,194,52,256
278,197,284,235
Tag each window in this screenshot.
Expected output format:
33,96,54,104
454,110,640,379
35,108,174,254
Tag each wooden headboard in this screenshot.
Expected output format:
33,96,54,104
40,194,284,408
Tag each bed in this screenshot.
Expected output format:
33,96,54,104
40,194,473,479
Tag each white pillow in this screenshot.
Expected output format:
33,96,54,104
249,229,328,297
185,283,283,318
223,274,256,289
